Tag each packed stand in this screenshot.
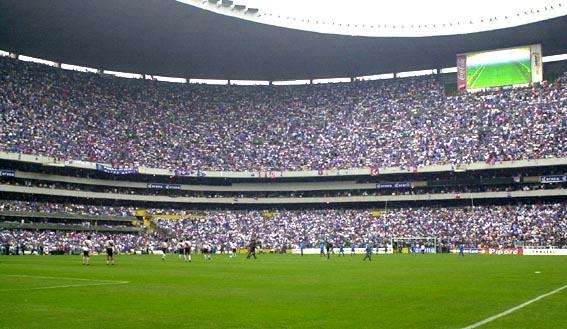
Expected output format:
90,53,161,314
1,58,566,171
0,230,150,254
0,200,133,217
1,202,565,252
153,203,567,248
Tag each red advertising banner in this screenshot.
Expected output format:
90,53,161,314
483,247,523,255
457,54,467,92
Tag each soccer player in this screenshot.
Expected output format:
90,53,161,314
246,239,257,259
202,242,211,260
82,236,92,265
363,243,372,261
299,241,305,256
105,237,115,265
184,240,192,262
177,239,185,260
230,242,237,258
325,241,332,260
319,242,325,257
351,243,356,256
161,239,169,260
459,243,465,257
338,243,345,257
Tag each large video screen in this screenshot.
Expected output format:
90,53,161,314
457,45,542,92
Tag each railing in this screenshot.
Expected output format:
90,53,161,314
0,222,141,232
0,184,565,205
2,150,567,179
0,210,136,222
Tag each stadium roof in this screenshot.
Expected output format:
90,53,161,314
1,0,567,80
185,0,567,37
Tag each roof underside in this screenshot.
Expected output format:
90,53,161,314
1,0,566,80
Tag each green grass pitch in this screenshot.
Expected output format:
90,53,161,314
467,61,531,90
0,254,566,328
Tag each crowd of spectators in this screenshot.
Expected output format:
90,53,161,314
1,57,566,172
0,200,133,217
1,201,565,251
0,230,150,255
153,203,567,249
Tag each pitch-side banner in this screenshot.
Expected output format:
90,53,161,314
523,249,567,256
483,247,523,255
450,248,482,254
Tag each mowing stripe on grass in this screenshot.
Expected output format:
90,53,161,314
461,284,567,329
0,274,129,291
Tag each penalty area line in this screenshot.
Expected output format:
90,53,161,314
461,284,567,329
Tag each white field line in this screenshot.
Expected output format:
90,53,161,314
0,274,129,291
461,284,567,329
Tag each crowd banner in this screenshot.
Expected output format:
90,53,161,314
523,248,567,256
0,170,16,177
147,183,181,190
376,182,412,189
457,54,467,92
95,163,138,175
174,168,207,177
540,175,567,183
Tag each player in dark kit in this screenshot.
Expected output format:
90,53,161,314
338,243,345,257
363,243,372,261
325,241,333,260
246,239,257,259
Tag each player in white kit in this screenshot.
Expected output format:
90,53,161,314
105,238,115,265
161,240,168,260
230,242,237,258
184,240,192,262
82,236,92,266
202,243,211,260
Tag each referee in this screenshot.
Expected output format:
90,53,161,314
246,239,257,259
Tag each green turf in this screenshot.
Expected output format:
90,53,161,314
467,61,531,90
0,254,566,328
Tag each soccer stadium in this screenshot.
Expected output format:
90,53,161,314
1,0,567,328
